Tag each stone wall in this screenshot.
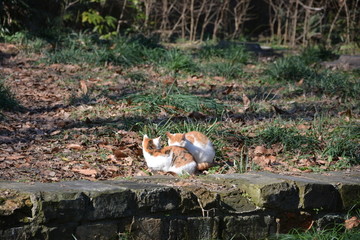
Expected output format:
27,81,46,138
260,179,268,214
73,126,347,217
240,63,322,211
1,171,359,240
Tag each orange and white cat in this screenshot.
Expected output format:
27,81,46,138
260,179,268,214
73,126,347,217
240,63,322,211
166,131,215,168
142,135,197,175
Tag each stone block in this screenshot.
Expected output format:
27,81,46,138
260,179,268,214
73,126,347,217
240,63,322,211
85,189,136,220
187,217,219,240
338,183,360,209
219,190,257,213
221,215,275,240
136,187,181,213
297,181,341,210
130,217,165,240
75,221,118,240
0,189,33,228
211,173,299,210
47,223,78,240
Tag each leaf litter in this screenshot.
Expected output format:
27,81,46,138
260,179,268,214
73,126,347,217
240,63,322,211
0,43,359,182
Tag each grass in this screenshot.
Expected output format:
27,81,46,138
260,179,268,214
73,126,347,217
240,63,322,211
252,125,320,153
0,79,19,111
2,31,359,177
275,226,360,240
323,124,360,164
127,88,225,116
202,61,244,79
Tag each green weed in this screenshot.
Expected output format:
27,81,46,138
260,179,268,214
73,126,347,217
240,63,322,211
127,89,224,116
300,46,337,65
323,124,360,164
198,44,250,64
252,126,319,153
303,70,360,99
275,225,360,240
265,56,314,82
156,48,199,73
202,61,244,79
0,79,19,111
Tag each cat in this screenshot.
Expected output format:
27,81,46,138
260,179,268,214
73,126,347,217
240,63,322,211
166,131,215,170
142,135,197,175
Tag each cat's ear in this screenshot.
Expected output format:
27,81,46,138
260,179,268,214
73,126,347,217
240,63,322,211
166,132,172,138
143,134,149,139
181,134,186,140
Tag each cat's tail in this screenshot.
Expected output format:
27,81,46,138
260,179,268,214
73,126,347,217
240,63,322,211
197,162,213,171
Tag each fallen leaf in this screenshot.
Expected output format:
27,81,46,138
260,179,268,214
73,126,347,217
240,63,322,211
213,76,226,81
297,124,311,130
188,111,207,120
254,146,267,156
5,155,26,160
113,149,128,159
345,216,360,230
79,80,88,95
72,168,98,176
296,78,304,86
67,144,83,150
135,170,150,176
50,130,61,136
242,93,251,109
272,105,289,114
222,85,233,95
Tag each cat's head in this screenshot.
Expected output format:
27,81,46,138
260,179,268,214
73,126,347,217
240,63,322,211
142,134,161,149
166,132,186,147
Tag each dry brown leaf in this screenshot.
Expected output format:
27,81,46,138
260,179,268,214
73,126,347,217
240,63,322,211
79,80,88,95
67,144,83,150
104,165,120,172
254,146,267,156
135,170,150,176
50,130,61,136
6,155,26,160
72,168,98,176
222,85,233,95
242,93,251,109
297,124,311,130
188,111,207,120
253,155,269,167
113,149,128,159
296,78,304,86
345,216,360,230
213,76,226,81
272,105,289,114
123,156,134,166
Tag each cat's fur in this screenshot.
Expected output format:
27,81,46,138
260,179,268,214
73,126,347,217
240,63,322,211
142,135,197,175
166,131,215,170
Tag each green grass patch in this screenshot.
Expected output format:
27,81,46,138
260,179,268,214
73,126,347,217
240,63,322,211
127,89,224,116
0,79,19,111
275,226,360,240
198,44,251,64
252,126,320,153
265,56,314,82
300,46,338,65
202,61,244,79
323,124,360,165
